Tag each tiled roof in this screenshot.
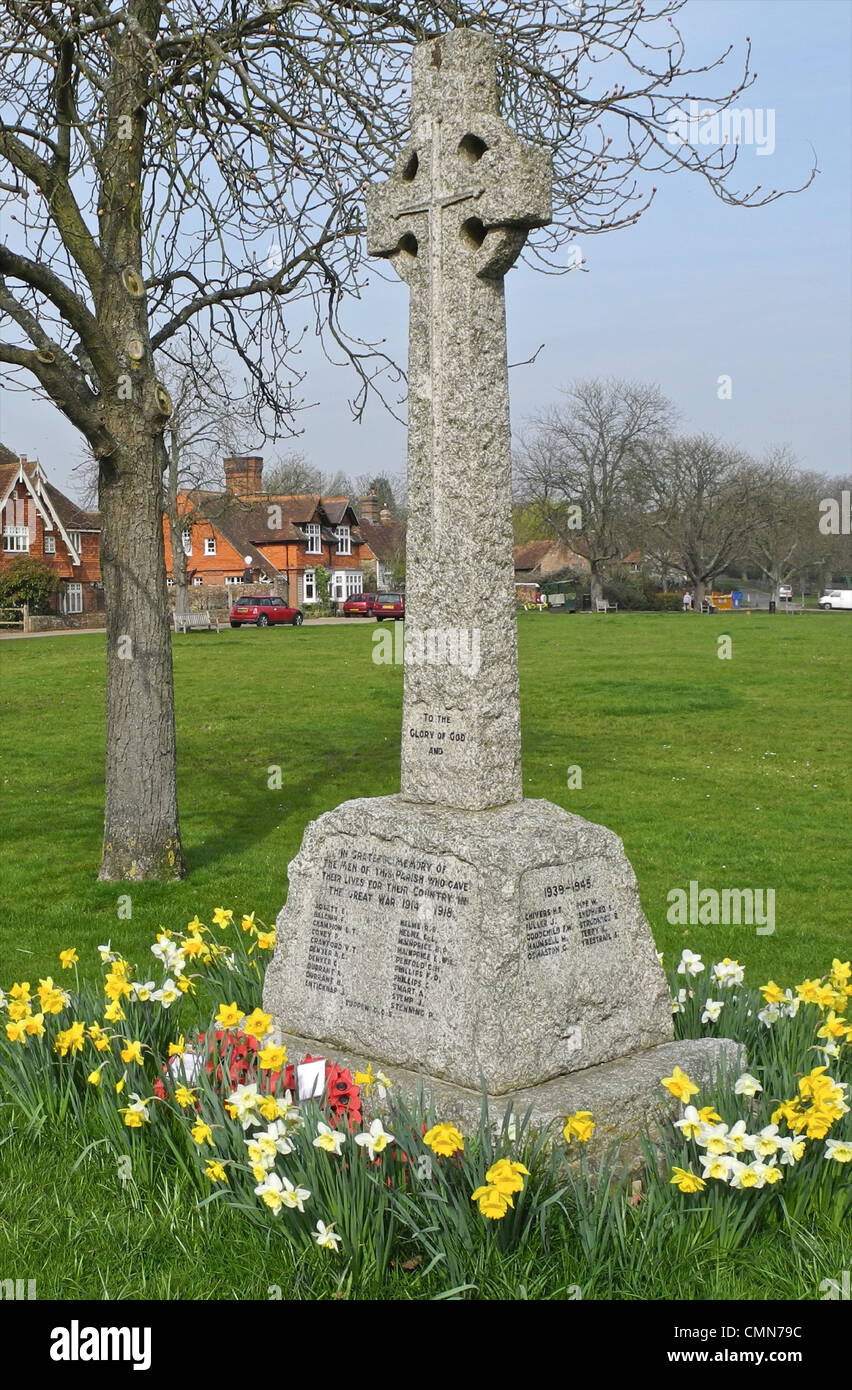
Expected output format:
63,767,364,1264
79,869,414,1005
0,455,100,531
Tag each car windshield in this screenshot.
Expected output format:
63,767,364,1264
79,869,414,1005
377,594,401,602
235,597,259,606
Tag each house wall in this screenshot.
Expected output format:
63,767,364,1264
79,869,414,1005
0,482,102,612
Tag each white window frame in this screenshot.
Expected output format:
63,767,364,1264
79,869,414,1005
192,576,203,586
224,574,243,585
345,570,363,597
61,582,83,614
204,536,217,556
166,577,175,587
305,523,321,554
2,525,30,553
303,568,317,603
44,534,56,555
330,570,346,602
182,528,192,556
335,524,351,556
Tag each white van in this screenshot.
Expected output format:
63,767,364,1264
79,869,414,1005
818,589,852,610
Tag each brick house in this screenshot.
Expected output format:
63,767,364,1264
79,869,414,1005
0,445,102,614
165,456,400,606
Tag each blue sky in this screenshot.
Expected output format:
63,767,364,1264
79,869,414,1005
1,0,849,499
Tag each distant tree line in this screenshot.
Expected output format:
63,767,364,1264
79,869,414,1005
515,379,851,608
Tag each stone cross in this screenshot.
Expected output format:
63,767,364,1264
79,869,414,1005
367,29,551,811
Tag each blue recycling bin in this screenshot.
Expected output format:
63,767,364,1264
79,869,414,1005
731,590,743,608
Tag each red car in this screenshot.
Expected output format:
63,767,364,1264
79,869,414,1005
229,594,304,627
342,592,376,617
373,592,405,621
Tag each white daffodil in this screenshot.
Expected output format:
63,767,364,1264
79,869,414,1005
758,1004,780,1028
730,1159,770,1189
744,1124,781,1158
699,1153,733,1182
125,1093,150,1123
258,1120,295,1156
280,1176,310,1211
354,1118,395,1161
824,1139,852,1163
675,1106,704,1141
778,1135,806,1165
656,951,665,967
254,1171,285,1213
98,941,117,963
734,1072,763,1098
726,1120,750,1154
313,1220,342,1251
678,949,705,977
151,936,184,972
131,980,157,1002
313,1122,346,1156
152,977,182,1009
227,1082,262,1129
701,1123,734,1157
710,958,745,990
782,990,800,1018
246,1138,277,1171
701,999,724,1024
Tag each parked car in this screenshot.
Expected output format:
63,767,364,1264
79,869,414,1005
342,592,376,617
373,592,405,621
229,594,304,627
778,585,793,600
818,589,852,611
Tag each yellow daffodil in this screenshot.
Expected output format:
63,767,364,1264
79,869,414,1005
104,1000,125,1022
59,948,79,970
10,982,31,1001
215,1002,244,1028
817,1011,848,1041
5,1019,27,1044
212,908,233,929
423,1123,465,1158
54,1021,86,1057
87,1067,104,1086
7,999,31,1022
23,1012,45,1037
191,1121,213,1146
698,1105,723,1125
257,1095,281,1122
186,915,205,934
205,1160,227,1182
471,1184,512,1218
119,1095,150,1127
175,1085,196,1109
670,1166,706,1194
120,1040,144,1066
241,913,257,934
257,1044,288,1071
256,930,276,951
104,972,132,1002
661,1067,700,1103
484,1158,530,1196
168,1036,186,1057
181,936,207,959
88,1023,111,1052
176,976,194,994
243,1008,273,1040
563,1110,596,1144
760,980,785,1004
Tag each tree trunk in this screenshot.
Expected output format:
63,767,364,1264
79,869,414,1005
589,567,604,604
694,578,706,610
98,433,186,881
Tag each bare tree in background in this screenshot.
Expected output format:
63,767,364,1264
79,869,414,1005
161,354,258,614
746,450,826,605
517,378,675,603
646,434,756,609
0,1,811,879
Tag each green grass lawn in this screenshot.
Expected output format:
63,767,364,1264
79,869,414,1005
1,611,849,989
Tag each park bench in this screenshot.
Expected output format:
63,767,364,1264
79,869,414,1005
595,599,618,613
173,610,220,634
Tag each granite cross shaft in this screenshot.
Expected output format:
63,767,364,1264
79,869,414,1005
367,29,551,812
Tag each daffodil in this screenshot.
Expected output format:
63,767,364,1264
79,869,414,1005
313,1220,342,1251
697,1105,723,1125
87,1067,104,1086
670,1166,706,1194
7,999,31,1021
661,1067,700,1103
674,1106,704,1141
168,1036,186,1058
313,1122,346,1156
824,1139,852,1163
120,1040,144,1066
745,1124,781,1158
734,1072,763,1097
152,978,182,1009
10,982,31,1001
423,1122,465,1157
104,1000,125,1022
191,1121,213,1146
205,1160,227,1183
701,999,724,1024
59,948,79,970
677,949,705,977
471,1184,512,1218
485,1158,530,1196
257,1043,288,1071
563,1111,595,1144
354,1118,395,1161
119,1094,150,1128
174,1085,196,1109
256,930,276,950
23,1012,45,1037
215,1001,244,1029
710,958,744,990
241,913,257,934
186,915,205,934
243,1008,273,1040
699,1153,733,1182
761,980,785,1004
212,908,234,929
225,1082,261,1128
54,1021,86,1057
88,1022,111,1052
5,1019,27,1044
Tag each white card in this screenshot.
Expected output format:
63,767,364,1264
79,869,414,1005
297,1058,326,1101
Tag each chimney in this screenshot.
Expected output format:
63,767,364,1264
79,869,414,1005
379,502,391,522
223,455,263,497
359,488,379,524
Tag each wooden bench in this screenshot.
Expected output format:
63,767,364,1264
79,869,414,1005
595,599,618,613
173,610,220,634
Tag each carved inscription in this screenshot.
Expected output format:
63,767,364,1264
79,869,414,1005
522,866,620,961
304,841,467,1020
406,708,471,760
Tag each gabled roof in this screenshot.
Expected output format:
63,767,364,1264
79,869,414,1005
360,517,405,562
179,490,362,573
0,453,100,562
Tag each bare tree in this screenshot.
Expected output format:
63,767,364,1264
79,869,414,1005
262,453,323,496
746,450,826,604
0,2,811,879
161,354,258,614
518,378,675,602
647,434,756,608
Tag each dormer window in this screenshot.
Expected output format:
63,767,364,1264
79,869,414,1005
335,524,351,555
305,522,321,554
204,537,217,556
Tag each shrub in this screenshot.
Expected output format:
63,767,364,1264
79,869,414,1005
0,556,59,612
